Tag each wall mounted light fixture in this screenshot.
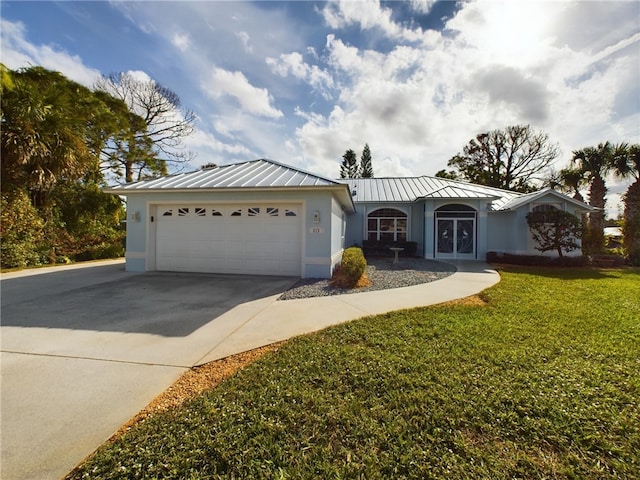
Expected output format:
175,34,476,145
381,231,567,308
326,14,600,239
313,211,320,224
131,211,141,222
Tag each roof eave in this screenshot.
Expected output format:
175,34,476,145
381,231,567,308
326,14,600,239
104,184,357,213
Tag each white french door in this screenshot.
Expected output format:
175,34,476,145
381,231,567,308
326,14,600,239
436,218,475,259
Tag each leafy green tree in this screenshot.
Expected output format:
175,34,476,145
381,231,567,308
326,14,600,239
0,191,45,268
49,181,125,261
526,209,582,258
447,125,559,192
339,149,359,179
96,72,195,182
359,143,374,178
435,169,460,180
0,65,135,266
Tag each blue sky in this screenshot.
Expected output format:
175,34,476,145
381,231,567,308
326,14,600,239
2,1,639,214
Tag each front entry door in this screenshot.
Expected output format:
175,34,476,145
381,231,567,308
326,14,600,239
436,218,475,259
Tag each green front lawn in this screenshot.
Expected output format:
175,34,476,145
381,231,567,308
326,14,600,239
70,267,640,479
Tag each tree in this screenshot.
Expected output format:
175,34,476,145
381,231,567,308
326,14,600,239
571,142,627,253
0,65,133,266
0,190,45,268
95,72,196,183
611,143,640,264
1,66,101,199
526,209,582,258
360,143,374,178
49,181,125,261
558,167,586,202
447,125,559,192
339,149,359,179
435,169,460,180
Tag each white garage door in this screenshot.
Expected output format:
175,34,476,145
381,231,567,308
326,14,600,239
155,204,302,276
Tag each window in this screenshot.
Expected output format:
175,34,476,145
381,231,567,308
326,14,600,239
162,209,173,216
532,204,559,223
285,209,297,217
178,207,189,216
195,207,206,216
248,207,260,217
367,208,407,241
435,204,476,218
231,209,242,217
211,209,223,217
267,207,278,217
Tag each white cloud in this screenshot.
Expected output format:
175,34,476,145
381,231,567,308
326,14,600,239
266,52,335,99
322,0,424,42
0,18,101,87
172,32,191,52
292,0,639,197
236,31,253,53
204,67,283,119
184,126,252,165
409,0,437,15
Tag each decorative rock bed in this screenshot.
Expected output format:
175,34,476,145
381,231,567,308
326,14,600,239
279,258,456,301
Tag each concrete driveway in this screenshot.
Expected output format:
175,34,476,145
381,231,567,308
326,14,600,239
0,260,297,480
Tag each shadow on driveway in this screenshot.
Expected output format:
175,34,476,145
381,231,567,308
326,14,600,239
1,264,298,337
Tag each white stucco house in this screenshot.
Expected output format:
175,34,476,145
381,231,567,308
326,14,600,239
106,158,594,278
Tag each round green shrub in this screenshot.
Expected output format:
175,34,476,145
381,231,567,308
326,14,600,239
335,246,367,288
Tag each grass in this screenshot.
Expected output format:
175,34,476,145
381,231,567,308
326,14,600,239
69,266,640,479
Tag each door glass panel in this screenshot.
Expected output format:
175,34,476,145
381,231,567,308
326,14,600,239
437,219,454,253
457,220,474,254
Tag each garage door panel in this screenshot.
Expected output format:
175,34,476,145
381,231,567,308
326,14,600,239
156,204,302,276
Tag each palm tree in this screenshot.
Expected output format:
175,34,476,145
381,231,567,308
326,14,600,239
558,167,586,202
1,67,95,201
612,144,640,264
571,142,618,253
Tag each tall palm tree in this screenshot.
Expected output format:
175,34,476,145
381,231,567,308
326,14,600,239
558,167,586,202
612,144,640,264
571,142,617,253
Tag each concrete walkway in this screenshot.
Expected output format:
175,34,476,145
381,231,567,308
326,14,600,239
194,260,499,363
1,259,499,480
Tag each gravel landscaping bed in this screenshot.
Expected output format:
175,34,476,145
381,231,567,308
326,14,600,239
279,258,456,300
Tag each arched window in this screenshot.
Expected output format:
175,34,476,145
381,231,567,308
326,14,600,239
532,204,559,222
435,204,476,218
367,208,407,241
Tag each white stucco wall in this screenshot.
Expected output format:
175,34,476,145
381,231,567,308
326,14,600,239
486,211,518,254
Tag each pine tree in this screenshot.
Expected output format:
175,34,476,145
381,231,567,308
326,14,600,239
360,143,374,178
339,149,358,179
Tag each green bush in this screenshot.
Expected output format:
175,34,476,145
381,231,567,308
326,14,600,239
333,246,367,288
0,191,47,268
